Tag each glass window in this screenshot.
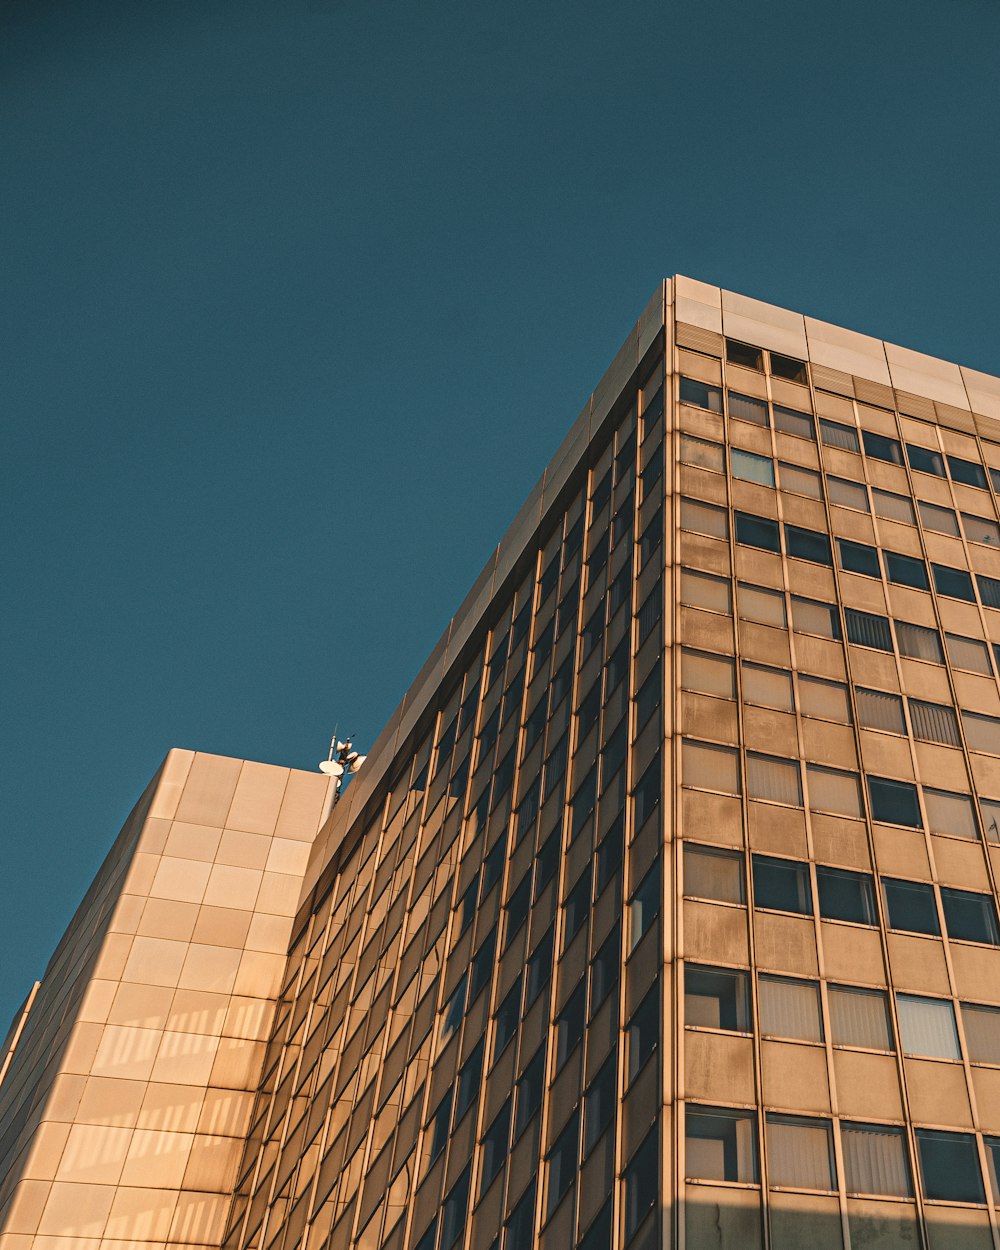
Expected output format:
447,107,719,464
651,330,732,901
807,765,862,817
759,974,823,1041
544,1110,579,1217
907,442,946,477
817,866,876,924
771,355,808,385
842,1123,911,1197
525,929,553,1007
963,512,1000,547
785,524,832,565
742,662,793,711
946,632,992,674
779,461,822,498
898,994,959,1058
766,1116,834,1191
963,711,1000,754
624,1129,658,1238
682,740,740,793
681,568,731,614
682,648,735,699
727,339,763,369
918,500,960,536
856,687,905,733
627,985,659,1081
864,431,904,465
828,476,869,511
731,447,774,486
933,563,976,602
820,418,860,452
794,596,841,639
949,454,988,489
583,1054,616,1154
774,404,814,439
505,1182,536,1246
680,376,723,412
729,390,769,426
799,676,851,723
909,700,960,747
845,608,893,652
839,539,880,578
629,866,659,953
980,798,1000,843
683,844,744,903
562,871,591,949
590,924,620,1012
924,789,978,840
685,1106,758,1182
493,977,522,1059
883,878,938,933
739,582,786,627
441,1168,471,1250
885,550,929,590
680,433,724,472
941,888,999,945
685,965,751,1031
979,574,1000,610
873,487,915,523
456,1041,484,1119
896,621,943,663
961,1003,1000,1064
829,986,892,1050
555,983,585,1069
753,855,811,914
681,497,728,539
635,662,661,733
479,1100,511,1195
735,511,781,552
747,753,802,805
916,1130,984,1203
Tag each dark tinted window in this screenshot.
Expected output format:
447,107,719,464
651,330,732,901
680,377,722,412
627,984,659,1082
932,564,976,602
916,1130,984,1203
752,855,812,914
785,524,832,565
883,878,939,935
817,866,877,925
555,981,586,1068
863,430,903,464
906,443,945,476
868,777,922,827
685,965,750,1030
948,454,988,489
545,1110,579,1217
771,353,808,383
839,540,880,578
514,1050,545,1135
584,1054,617,1152
726,339,763,369
441,1167,471,1250
979,575,1000,610
885,551,929,590
941,888,1000,945
735,511,781,552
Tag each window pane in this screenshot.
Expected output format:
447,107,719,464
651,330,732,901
682,649,735,698
774,404,814,438
685,1106,758,1183
729,390,769,426
856,688,905,733
946,633,992,674
735,511,781,552
979,575,1000,610
981,798,1000,844
683,741,740,793
885,551,928,590
910,700,960,746
799,676,852,723
680,377,723,412
963,512,1000,547
584,1055,616,1153
742,663,793,711
624,1129,658,1238
933,563,976,602
872,487,914,521
727,339,763,369
739,582,786,627
807,766,862,817
681,568,731,614
731,447,774,485
771,356,808,385
759,975,822,1041
753,855,811,914
883,878,938,933
545,1110,579,1216
896,621,943,663
918,500,960,536
629,867,659,952
924,789,978,840
864,431,904,464
949,455,988,489
961,1003,1000,1064
839,539,880,578
820,418,860,452
828,476,869,511
747,754,802,805
916,1130,984,1203
681,497,728,539
898,995,959,1058
683,844,744,903
907,443,946,476
829,987,892,1050
845,609,892,652
842,1123,911,1197
941,888,999,945
767,1116,834,1190
794,596,841,639
785,524,832,565
685,965,750,1031
779,461,822,498
963,711,1000,754
817,866,876,924
680,433,724,472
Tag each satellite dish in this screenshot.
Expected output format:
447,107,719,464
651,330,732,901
348,754,366,773
319,760,345,777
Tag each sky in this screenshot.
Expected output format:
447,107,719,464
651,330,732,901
2,0,1000,1028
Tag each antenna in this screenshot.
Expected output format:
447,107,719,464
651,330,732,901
319,729,367,814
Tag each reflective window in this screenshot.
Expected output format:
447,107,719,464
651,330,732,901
828,476,869,511
932,563,976,602
949,454,988,489
685,965,751,1031
681,567,731,614
544,1110,579,1216
771,355,808,385
739,582,786,627
682,648,735,699
839,539,880,578
626,985,659,1081
726,339,763,370
962,1003,1000,1064
583,1054,616,1153
923,788,978,840
735,511,781,552
883,878,938,934
628,866,659,953
685,1106,758,1182
817,866,876,924
742,662,793,711
941,888,1000,945
774,404,814,438
979,574,1000,610
799,676,851,723
980,798,1000,843
681,497,728,539
963,512,1000,547
624,1130,658,1237
863,430,903,464
729,390,769,426
753,855,811,914
680,377,723,412
873,487,915,523
918,500,960,536
829,986,892,1050
885,550,929,590
906,442,945,477
779,461,822,498
785,524,832,565
680,433,724,472
916,1130,984,1203
759,974,823,1041
731,447,774,485
683,844,744,903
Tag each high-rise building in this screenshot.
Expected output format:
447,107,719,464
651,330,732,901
6,277,1000,1250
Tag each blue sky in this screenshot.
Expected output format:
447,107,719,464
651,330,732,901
3,0,999,1027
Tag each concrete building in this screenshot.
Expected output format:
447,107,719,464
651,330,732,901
6,278,1000,1249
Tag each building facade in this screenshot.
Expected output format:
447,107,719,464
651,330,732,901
7,278,1000,1250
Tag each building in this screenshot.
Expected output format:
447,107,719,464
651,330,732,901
5,278,1000,1250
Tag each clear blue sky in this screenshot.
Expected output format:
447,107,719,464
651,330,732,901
3,0,999,1027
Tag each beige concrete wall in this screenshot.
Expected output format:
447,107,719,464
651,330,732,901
0,750,331,1250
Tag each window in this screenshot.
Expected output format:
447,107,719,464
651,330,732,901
774,404,814,438
735,511,780,552
634,757,661,831
681,567,731,613
525,929,553,1007
779,461,822,498
842,1123,911,1197
983,799,1000,843
799,677,851,724
726,339,763,369
493,978,521,1058
979,575,1000,610
545,1110,579,1217
924,789,978,840
555,982,585,1069
590,924,620,1011
785,524,832,565
907,442,945,477
504,873,532,942
731,447,774,485
839,539,880,578
933,563,976,602
941,888,1000,945
739,582,786,627
682,740,740,794
680,432,724,472
885,550,929,590
562,871,591,949
794,596,841,639
856,688,905,733
946,632,992,674
440,975,467,1046
747,753,802,805
758,975,823,1041
898,994,959,1058
918,500,960,536
963,711,1000,754
864,431,903,464
505,1182,536,1246
681,497,728,539
817,866,876,924
479,1101,511,1196
637,584,661,644
629,866,659,952
883,878,938,934
428,1091,454,1163
624,1129,658,1238
873,487,914,523
949,454,988,489
682,649,735,698
909,700,960,747
685,965,750,1031
820,418,860,452
896,621,943,663
771,353,808,383
766,1116,835,1191
829,986,892,1050
752,855,811,914
680,377,720,412
580,1205,612,1250
807,766,862,817
963,512,1000,546
683,844,744,903
916,1130,984,1203
742,662,793,711
845,608,892,652
635,663,661,733
441,1168,471,1250
828,476,869,511
627,985,659,1082
584,1054,616,1153
961,1003,1000,1064
514,1049,545,1135
685,1106,758,1182
456,1041,484,1121
729,390,769,426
